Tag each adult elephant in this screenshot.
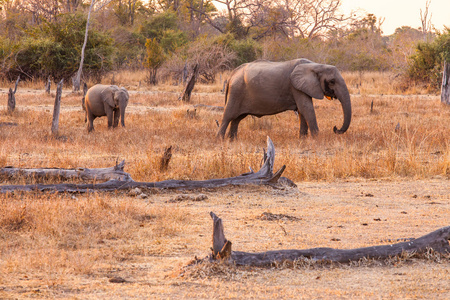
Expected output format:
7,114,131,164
217,59,352,139
85,84,129,132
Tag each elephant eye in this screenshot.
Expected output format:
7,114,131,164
329,79,335,85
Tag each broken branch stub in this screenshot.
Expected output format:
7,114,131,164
208,212,450,266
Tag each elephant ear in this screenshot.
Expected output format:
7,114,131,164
119,87,129,100
101,86,119,107
290,64,324,99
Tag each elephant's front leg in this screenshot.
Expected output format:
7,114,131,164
105,106,114,129
113,109,120,128
293,89,319,136
299,113,309,137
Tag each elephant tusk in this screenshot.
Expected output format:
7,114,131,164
325,95,333,100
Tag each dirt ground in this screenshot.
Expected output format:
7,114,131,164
1,179,448,299
0,84,449,299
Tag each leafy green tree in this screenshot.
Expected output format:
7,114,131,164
139,11,179,41
2,12,113,81
408,28,450,89
213,33,261,66
144,38,165,84
139,11,188,53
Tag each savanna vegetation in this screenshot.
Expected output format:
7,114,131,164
0,0,449,299
0,69,449,298
0,0,449,90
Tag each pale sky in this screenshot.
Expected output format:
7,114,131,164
340,0,450,35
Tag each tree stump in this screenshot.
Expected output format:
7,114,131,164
51,79,64,135
180,64,199,102
45,76,51,94
441,60,450,105
7,75,20,112
160,146,172,172
7,88,15,113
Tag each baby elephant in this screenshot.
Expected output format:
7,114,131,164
85,84,129,132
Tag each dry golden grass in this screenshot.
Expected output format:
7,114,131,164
0,70,449,299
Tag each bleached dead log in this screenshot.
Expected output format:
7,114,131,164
0,160,132,182
207,213,450,266
0,137,291,193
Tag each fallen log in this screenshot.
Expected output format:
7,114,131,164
0,160,132,182
0,137,291,193
208,212,450,266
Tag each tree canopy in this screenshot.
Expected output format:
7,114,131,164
0,0,446,89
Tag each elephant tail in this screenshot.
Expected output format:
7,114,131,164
224,79,230,105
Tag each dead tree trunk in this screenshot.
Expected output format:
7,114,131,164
0,137,292,193
441,61,450,105
208,212,450,266
45,76,51,94
73,0,95,92
180,64,199,102
182,63,188,84
51,79,64,135
7,88,15,113
0,160,131,182
7,75,20,112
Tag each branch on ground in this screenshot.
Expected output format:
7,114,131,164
205,212,450,267
0,137,294,193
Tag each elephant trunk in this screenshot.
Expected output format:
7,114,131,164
333,85,352,134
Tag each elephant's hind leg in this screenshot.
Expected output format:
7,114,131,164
217,118,231,139
227,114,247,140
87,115,95,132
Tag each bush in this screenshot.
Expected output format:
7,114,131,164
161,36,236,84
1,13,113,81
110,26,144,69
213,33,262,66
407,28,450,89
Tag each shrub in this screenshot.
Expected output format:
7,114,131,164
213,33,262,66
407,28,450,89
1,13,113,81
144,38,165,84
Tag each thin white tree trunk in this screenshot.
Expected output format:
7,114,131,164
73,0,95,91
51,79,64,135
441,61,450,105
